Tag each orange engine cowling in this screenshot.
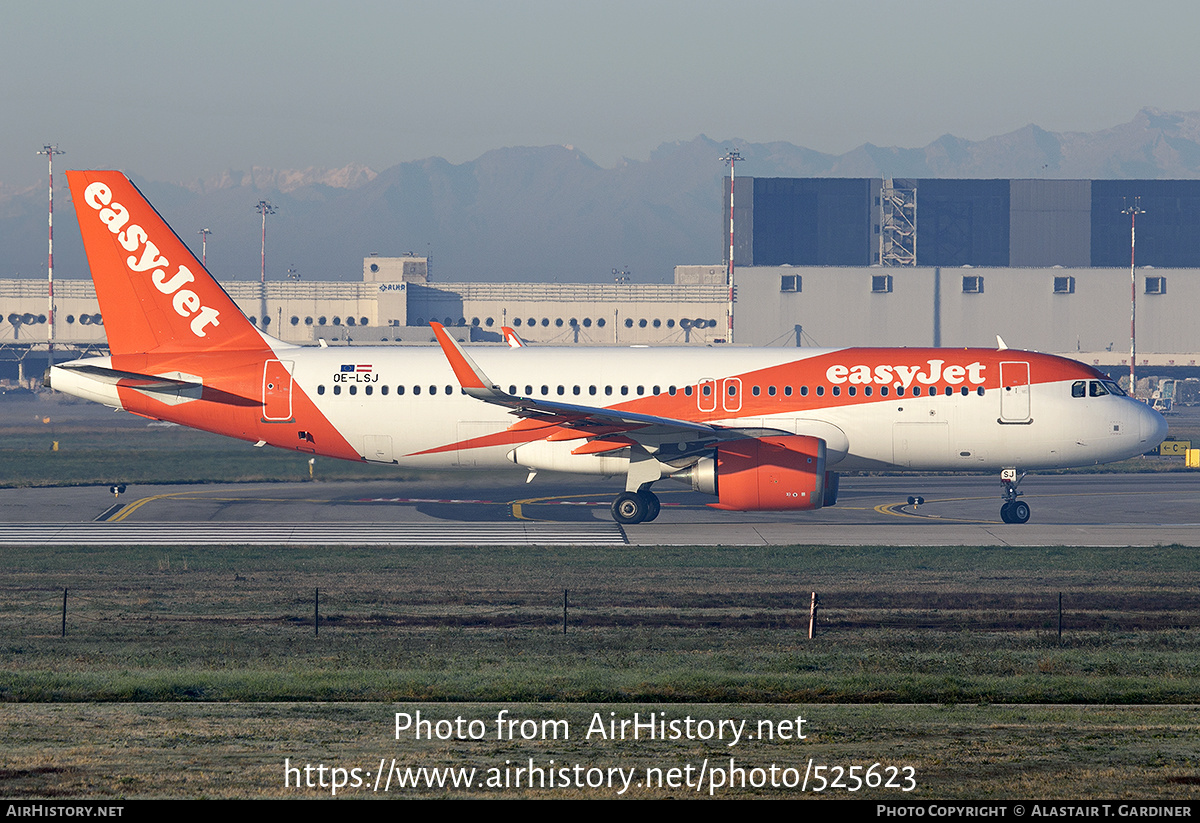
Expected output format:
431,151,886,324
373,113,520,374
708,435,827,511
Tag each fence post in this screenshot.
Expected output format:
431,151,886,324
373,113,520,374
808,592,818,639
61,588,67,638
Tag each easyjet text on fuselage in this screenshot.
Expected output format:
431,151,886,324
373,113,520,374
825,359,986,388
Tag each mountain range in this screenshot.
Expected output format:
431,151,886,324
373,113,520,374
5,108,1200,285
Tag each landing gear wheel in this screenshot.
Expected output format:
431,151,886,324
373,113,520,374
999,468,1030,525
611,491,648,524
639,490,661,522
1010,500,1031,524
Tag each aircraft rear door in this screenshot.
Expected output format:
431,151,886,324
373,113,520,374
262,359,294,422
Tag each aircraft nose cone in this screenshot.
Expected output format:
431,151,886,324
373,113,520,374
1140,402,1168,448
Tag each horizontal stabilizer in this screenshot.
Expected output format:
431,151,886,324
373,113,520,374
54,362,201,392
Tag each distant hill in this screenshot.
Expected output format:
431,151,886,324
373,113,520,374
5,108,1200,284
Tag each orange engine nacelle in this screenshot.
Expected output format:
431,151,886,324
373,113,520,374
707,435,827,511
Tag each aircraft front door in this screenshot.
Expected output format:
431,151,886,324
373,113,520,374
999,361,1031,423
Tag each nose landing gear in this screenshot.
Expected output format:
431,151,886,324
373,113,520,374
999,468,1030,524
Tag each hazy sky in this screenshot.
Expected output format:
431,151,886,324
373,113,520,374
4,0,1198,188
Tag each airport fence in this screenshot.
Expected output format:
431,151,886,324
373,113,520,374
7,584,1197,639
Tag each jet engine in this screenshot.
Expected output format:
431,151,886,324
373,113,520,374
671,435,827,511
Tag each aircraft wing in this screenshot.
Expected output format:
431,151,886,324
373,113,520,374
430,323,785,447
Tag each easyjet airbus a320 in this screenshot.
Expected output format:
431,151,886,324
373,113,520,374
49,171,1168,524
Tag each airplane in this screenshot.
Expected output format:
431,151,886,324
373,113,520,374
47,170,1168,525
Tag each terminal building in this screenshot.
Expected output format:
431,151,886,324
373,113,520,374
2,177,1198,384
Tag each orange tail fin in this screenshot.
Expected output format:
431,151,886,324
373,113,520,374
66,170,264,355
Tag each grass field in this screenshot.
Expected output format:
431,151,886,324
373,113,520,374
3,542,1200,798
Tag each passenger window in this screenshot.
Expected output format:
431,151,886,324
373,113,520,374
653,386,660,395
317,385,325,395
413,385,421,395
945,386,953,396
896,387,905,397
880,386,889,397
702,385,711,396
752,386,761,396
605,386,613,396
622,386,630,396
541,385,549,395
832,386,840,397
637,386,645,396
333,385,341,396
784,386,792,396
848,386,856,397
976,387,985,396
446,386,453,395
429,386,437,395
816,386,824,397
589,386,596,396
768,386,776,396
573,386,581,395
800,386,809,397
381,385,388,396
397,385,405,396
365,385,373,396
668,386,677,396
557,386,565,396
684,386,693,396
864,386,872,397
509,385,517,395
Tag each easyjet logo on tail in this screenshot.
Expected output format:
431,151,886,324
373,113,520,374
83,182,221,338
826,359,986,388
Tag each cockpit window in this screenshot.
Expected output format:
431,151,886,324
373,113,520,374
1089,381,1108,397
1072,381,1086,398
1102,380,1125,396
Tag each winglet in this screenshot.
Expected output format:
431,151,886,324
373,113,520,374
501,326,526,348
430,322,499,396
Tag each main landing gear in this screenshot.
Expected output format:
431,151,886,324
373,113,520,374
611,489,661,525
999,468,1030,524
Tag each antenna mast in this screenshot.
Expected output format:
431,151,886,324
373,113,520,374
197,228,213,267
37,144,64,367
719,149,742,344
1122,198,1145,396
255,201,276,330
